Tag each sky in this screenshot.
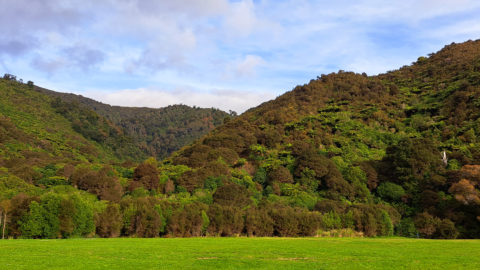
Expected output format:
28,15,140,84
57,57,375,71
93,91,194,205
1,0,480,113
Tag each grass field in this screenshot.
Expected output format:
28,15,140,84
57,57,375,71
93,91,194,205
1,237,479,269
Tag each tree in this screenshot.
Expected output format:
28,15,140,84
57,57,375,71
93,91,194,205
20,194,61,239
449,179,480,205
377,182,406,201
0,199,11,239
213,183,251,207
130,162,159,191
414,212,439,238
167,202,207,237
95,203,122,238
245,207,274,236
383,138,443,185
70,166,123,202
268,166,293,184
121,197,162,237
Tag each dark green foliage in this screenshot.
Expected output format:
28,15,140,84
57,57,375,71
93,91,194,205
396,218,418,238
204,176,223,191
377,182,406,201
38,89,230,160
253,167,267,185
383,138,443,185
51,98,145,161
435,219,459,239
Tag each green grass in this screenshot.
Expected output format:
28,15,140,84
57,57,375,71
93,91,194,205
1,237,479,269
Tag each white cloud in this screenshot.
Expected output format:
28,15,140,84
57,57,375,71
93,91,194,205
85,87,277,113
224,0,257,37
233,55,266,78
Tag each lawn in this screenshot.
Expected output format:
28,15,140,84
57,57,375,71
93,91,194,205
1,237,479,269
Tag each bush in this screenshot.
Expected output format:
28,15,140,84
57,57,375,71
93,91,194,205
377,182,405,201
396,218,418,237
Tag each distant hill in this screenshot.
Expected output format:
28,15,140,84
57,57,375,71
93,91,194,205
35,87,232,160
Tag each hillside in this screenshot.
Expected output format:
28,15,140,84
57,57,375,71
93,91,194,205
168,39,480,238
35,88,231,159
0,78,140,165
1,40,479,239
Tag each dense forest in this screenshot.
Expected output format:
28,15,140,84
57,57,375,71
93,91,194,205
1,40,480,239
36,87,232,160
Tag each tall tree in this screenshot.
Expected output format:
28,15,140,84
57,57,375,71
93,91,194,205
0,199,11,239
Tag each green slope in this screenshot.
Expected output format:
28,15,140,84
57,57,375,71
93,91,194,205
0,79,120,165
36,88,232,159
168,39,480,238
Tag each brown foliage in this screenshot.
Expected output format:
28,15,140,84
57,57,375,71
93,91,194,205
269,206,321,237
414,212,439,238
268,166,293,184
71,166,123,202
177,162,230,192
95,203,122,238
121,197,162,237
131,162,159,191
213,183,251,207
164,179,175,195
167,202,207,237
8,193,39,237
207,204,244,236
315,199,347,214
244,207,274,236
449,179,480,205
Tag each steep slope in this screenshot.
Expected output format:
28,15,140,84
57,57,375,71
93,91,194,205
0,77,144,203
167,39,480,238
0,78,133,165
36,88,231,159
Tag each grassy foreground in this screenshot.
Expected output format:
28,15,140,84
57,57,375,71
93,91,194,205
1,237,479,269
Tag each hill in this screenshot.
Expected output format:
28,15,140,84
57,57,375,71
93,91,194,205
35,87,231,159
1,39,479,239
0,77,141,165
167,39,480,238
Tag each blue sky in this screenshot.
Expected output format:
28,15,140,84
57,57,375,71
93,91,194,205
1,0,480,113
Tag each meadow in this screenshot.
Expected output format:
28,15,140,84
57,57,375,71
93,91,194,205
1,237,479,269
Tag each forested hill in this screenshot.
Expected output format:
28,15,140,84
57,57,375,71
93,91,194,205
1,40,479,240
168,39,480,238
35,88,231,159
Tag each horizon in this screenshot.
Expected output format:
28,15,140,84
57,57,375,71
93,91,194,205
1,0,480,113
